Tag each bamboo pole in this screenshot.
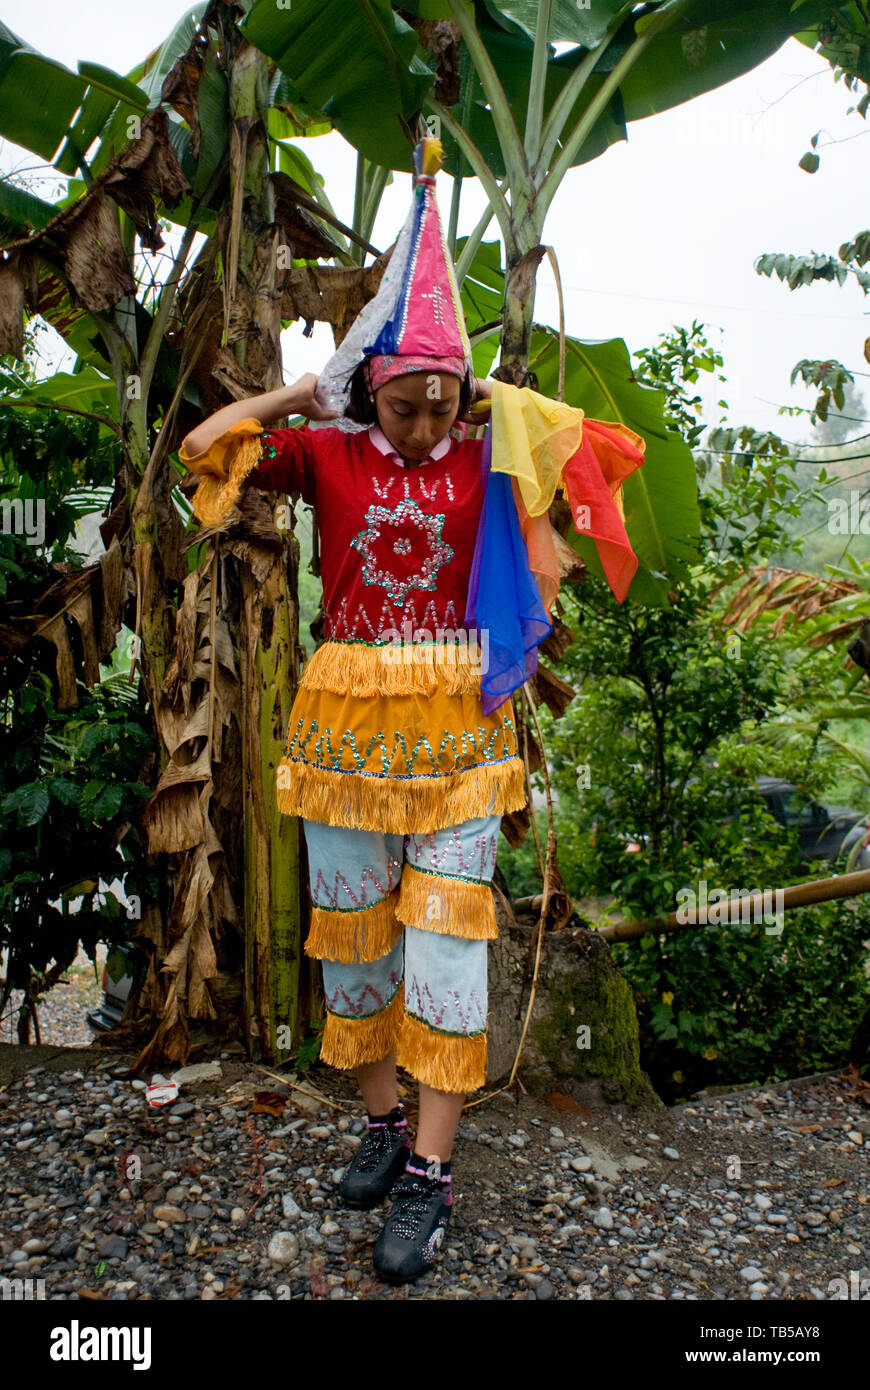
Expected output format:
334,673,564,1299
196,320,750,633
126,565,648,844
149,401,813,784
512,868,870,943
599,869,870,943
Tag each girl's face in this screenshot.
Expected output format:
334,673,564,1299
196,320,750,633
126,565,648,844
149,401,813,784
374,372,462,460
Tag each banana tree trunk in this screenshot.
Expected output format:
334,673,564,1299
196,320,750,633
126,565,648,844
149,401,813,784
226,35,310,1063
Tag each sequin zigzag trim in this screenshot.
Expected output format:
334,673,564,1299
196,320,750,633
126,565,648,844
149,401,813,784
321,982,405,1069
305,887,403,963
396,863,497,939
396,1009,487,1094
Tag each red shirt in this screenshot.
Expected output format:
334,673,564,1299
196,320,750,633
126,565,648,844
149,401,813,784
248,425,484,641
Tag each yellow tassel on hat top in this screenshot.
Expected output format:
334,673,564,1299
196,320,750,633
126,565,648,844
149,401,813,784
420,135,443,176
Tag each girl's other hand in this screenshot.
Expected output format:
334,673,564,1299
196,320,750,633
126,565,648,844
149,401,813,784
457,376,493,424
289,373,340,421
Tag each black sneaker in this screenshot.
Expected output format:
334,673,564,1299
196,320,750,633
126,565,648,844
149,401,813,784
372,1171,452,1284
337,1107,411,1209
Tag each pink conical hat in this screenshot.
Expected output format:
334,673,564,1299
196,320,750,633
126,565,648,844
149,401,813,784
314,136,472,423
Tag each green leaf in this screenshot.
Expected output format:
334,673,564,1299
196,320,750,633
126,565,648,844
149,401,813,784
2,783,50,826
191,48,229,197
619,1,832,126
243,0,434,171
482,0,631,46
0,178,60,240
0,19,89,161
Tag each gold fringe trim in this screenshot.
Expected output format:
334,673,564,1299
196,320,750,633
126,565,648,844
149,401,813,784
320,983,404,1069
277,756,527,834
300,639,486,697
396,1010,487,1094
396,864,497,940
187,432,264,526
305,888,403,963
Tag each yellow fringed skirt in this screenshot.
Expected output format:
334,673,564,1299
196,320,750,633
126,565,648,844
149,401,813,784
276,639,527,834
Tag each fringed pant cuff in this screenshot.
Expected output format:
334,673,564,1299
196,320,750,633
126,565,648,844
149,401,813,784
396,863,498,939
396,1010,487,1094
320,983,404,1069
305,887,403,962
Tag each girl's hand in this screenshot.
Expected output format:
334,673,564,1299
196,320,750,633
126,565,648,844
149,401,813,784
286,373,340,422
457,376,493,424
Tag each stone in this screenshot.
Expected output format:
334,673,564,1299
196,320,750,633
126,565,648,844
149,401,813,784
153,1205,187,1224
268,1232,300,1266
97,1236,129,1260
282,1195,303,1222
593,1208,614,1230
171,1062,222,1084
663,1147,680,1160
739,1266,765,1282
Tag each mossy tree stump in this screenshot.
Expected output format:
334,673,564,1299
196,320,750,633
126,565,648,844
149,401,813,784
486,887,663,1112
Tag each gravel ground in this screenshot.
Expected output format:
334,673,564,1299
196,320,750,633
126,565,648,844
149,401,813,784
1,1046,868,1302
1,954,105,1050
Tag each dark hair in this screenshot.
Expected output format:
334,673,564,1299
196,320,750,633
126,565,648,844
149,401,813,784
343,359,473,425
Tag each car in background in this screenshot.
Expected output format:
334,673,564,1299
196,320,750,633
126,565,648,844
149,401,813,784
589,776,870,870
752,777,870,871
86,942,148,1032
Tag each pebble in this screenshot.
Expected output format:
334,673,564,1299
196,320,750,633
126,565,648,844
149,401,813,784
1,1021,864,1304
268,1232,300,1265
153,1205,187,1223
282,1195,303,1222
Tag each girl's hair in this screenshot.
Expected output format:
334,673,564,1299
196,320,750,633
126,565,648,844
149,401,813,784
343,360,474,425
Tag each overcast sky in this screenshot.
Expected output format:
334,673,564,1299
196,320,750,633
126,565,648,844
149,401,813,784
3,1,869,445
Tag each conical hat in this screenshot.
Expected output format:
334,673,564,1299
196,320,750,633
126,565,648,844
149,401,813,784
314,137,472,427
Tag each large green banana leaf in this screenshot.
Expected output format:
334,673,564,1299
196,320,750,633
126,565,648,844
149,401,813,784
0,21,146,169
242,0,434,171
1,367,119,425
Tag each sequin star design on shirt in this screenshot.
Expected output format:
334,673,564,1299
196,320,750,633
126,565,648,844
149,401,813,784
350,494,455,607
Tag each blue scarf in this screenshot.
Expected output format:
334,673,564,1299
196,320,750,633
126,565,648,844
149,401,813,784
464,421,552,715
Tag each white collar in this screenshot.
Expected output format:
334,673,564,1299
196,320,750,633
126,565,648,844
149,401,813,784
368,424,452,468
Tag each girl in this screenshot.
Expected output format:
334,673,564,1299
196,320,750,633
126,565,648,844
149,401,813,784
180,356,520,1285
179,137,644,1285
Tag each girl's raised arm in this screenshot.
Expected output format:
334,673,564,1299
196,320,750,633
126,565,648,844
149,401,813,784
181,373,338,456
